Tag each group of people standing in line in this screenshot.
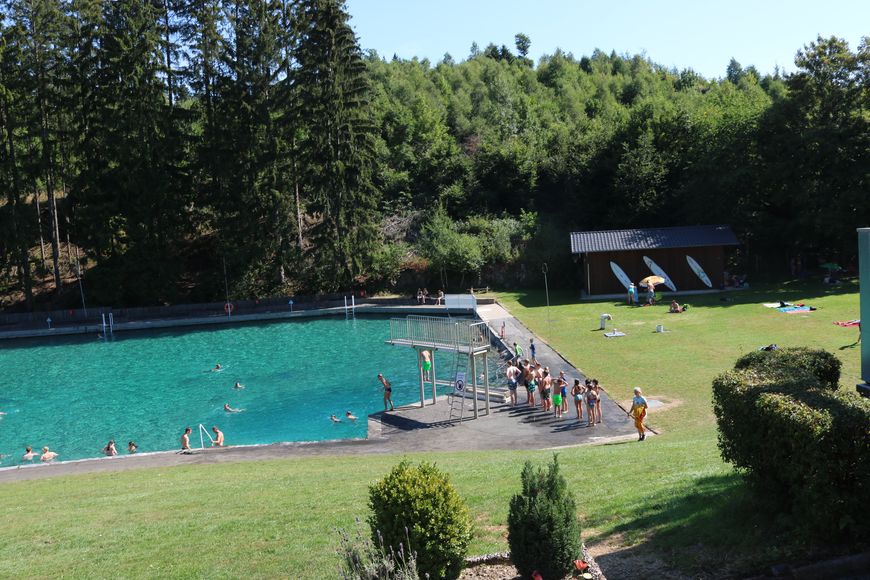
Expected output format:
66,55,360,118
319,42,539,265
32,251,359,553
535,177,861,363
506,339,649,440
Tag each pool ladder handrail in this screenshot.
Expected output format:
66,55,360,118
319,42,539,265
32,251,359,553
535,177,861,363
198,424,214,449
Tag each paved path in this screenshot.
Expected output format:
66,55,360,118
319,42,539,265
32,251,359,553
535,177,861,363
0,302,638,483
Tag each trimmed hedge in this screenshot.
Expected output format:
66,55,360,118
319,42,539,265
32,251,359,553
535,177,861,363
368,461,473,580
733,347,842,390
713,349,870,537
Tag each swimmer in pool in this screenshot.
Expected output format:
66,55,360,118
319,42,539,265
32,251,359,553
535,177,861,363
22,446,38,462
330,415,341,423
224,403,244,413
128,441,138,454
212,426,224,446
181,427,192,450
103,440,118,456
233,382,245,389
40,446,58,462
345,411,358,421
212,363,223,372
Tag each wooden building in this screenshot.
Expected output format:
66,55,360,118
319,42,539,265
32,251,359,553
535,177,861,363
569,225,740,296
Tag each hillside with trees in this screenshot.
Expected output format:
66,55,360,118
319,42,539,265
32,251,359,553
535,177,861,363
1,0,867,309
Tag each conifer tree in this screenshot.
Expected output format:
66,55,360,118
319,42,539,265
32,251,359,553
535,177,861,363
293,0,379,290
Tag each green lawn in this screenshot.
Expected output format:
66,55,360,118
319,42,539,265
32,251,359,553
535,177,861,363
0,280,862,577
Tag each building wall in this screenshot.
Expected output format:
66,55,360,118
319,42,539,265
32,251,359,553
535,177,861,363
586,247,726,295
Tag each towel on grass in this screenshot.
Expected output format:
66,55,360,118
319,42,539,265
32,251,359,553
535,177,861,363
783,307,812,314
604,330,626,338
762,302,783,308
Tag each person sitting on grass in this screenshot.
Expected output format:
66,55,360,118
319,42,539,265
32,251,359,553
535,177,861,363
669,300,683,313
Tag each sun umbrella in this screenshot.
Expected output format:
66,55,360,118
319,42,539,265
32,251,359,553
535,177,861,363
639,275,665,287
820,262,840,271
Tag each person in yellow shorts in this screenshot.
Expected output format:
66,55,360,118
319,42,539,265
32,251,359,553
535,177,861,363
629,387,649,441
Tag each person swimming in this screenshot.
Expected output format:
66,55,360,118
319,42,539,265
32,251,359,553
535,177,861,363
345,411,358,421
233,382,245,389
212,363,223,372
40,446,58,462
103,440,118,456
223,403,244,413
330,415,341,423
22,446,38,462
212,426,224,446
128,441,138,454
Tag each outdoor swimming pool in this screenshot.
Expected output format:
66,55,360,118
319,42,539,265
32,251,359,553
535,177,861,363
0,316,482,464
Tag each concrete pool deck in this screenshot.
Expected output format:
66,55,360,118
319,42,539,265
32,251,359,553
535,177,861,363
0,301,640,483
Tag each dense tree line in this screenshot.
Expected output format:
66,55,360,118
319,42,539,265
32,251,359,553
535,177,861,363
0,1,867,310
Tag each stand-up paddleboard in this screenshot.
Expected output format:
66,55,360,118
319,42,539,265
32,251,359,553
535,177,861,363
686,255,712,288
609,261,633,290
642,256,677,291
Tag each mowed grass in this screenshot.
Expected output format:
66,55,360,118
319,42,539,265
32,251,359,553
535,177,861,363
0,280,862,577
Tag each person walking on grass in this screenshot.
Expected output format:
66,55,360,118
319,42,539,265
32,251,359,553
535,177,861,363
378,374,394,411
506,361,521,407
571,379,584,421
629,387,649,441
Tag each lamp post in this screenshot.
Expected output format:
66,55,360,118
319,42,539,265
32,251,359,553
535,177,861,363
542,262,551,329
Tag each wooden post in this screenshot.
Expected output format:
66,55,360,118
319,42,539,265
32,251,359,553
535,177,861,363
417,348,425,408
484,350,490,415
430,349,437,404
471,353,478,419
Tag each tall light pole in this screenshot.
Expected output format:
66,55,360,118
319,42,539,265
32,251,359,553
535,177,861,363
542,262,551,329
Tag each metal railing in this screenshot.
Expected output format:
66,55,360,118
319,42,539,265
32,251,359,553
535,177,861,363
388,315,490,351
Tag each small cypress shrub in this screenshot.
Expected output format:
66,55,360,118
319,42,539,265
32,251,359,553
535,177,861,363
507,455,581,579
368,460,473,580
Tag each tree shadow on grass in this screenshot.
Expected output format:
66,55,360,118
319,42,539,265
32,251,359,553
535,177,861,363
586,472,865,578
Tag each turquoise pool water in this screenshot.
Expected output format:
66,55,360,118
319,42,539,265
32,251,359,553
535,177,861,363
0,317,485,465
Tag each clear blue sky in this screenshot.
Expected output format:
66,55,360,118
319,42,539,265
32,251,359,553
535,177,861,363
345,0,868,79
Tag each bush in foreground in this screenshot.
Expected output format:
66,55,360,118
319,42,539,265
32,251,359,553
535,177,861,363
368,460,473,580
507,455,581,579
713,348,870,537
733,346,841,390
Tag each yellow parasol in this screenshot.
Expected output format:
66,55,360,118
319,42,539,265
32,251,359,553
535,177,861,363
639,275,665,287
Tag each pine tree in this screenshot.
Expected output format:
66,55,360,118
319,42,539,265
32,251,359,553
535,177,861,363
293,0,379,290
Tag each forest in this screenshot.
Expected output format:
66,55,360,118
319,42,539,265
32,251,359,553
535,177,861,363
0,0,868,310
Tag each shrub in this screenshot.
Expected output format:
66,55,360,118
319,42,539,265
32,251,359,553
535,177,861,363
368,461,473,580
733,347,841,390
336,521,419,580
507,455,581,579
713,348,870,538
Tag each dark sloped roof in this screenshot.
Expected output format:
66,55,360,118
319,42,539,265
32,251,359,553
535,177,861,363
570,225,739,254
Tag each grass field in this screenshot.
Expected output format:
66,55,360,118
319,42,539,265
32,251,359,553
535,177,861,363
0,279,863,577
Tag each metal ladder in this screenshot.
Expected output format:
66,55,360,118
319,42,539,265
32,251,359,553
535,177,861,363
447,344,470,422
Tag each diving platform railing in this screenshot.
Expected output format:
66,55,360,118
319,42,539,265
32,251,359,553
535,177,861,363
387,315,491,353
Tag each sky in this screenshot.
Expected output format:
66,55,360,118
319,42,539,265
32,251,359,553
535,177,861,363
344,0,868,79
